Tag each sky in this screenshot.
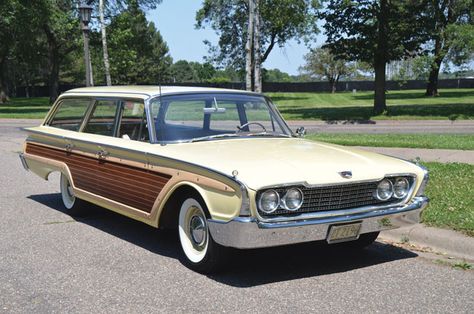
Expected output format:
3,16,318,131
146,1,325,75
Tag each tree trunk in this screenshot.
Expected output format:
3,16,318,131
373,0,388,114
330,74,340,93
48,48,60,104
426,58,442,96
0,54,8,103
425,38,443,96
374,58,386,114
329,79,336,93
245,0,255,91
99,0,112,86
253,0,262,93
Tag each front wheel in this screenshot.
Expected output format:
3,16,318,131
60,173,88,216
178,197,228,274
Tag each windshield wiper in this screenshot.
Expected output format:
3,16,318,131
245,132,291,138
189,132,291,143
189,133,241,143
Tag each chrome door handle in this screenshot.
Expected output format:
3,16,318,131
97,149,109,159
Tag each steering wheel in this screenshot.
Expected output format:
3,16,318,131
236,122,267,133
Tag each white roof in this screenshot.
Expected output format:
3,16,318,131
63,85,254,99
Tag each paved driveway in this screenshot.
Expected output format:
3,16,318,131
1,122,473,313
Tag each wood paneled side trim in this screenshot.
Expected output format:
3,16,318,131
26,143,171,213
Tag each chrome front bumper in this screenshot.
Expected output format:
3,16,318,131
208,196,429,249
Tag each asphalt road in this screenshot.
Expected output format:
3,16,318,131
1,122,473,313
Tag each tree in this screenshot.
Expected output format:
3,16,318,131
322,0,428,113
300,48,355,92
33,0,80,103
170,60,195,82
0,0,17,102
196,0,320,91
424,1,473,96
189,62,216,82
262,68,292,82
107,4,172,84
88,0,164,86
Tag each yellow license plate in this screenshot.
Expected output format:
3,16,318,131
327,223,362,244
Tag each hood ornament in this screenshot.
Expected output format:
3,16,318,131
338,171,352,179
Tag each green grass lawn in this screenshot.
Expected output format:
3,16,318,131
2,88,474,120
308,133,474,150
0,97,50,118
422,162,474,236
267,88,474,121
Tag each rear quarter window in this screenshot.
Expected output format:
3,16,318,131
48,98,91,131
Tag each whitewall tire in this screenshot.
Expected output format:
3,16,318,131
60,173,87,216
178,196,228,273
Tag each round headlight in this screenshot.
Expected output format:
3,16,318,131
376,179,393,201
258,190,280,213
393,177,409,199
282,188,304,211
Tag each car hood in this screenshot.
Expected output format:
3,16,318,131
152,138,421,190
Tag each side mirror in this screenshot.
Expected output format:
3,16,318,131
296,127,306,137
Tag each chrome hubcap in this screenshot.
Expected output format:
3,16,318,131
189,215,206,247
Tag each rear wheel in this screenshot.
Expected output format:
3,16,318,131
178,196,228,274
60,173,88,216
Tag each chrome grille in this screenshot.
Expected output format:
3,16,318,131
257,178,412,217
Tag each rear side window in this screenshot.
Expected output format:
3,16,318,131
48,98,91,131
83,100,119,136
118,101,149,141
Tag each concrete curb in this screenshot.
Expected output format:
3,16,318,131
380,224,474,261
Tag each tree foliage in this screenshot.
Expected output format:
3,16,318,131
322,0,428,112
300,47,356,92
102,5,172,84
196,0,320,71
424,0,473,96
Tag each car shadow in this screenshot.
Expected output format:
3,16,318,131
28,193,180,259
29,193,418,287
210,241,417,287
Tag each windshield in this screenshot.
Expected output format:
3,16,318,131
149,93,292,143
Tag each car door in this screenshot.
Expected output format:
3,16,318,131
80,98,171,214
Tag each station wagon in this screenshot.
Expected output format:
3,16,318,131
20,86,429,273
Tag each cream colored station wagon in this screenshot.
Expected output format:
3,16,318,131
20,86,429,273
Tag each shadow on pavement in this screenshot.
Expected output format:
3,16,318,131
28,193,180,259
29,193,418,287
280,103,474,121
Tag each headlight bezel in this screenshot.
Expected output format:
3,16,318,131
257,189,280,214
393,177,410,199
375,179,394,201
281,188,304,211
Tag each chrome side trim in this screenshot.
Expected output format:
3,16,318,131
416,164,429,197
208,196,429,249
